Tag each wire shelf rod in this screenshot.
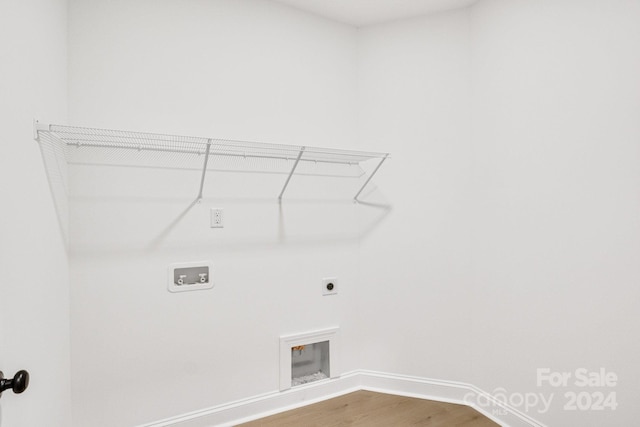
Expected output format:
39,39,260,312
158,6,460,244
60,139,380,160
49,125,208,144
63,141,218,157
58,141,371,166
52,127,384,160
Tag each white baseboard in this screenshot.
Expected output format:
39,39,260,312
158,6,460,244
135,370,547,427
357,371,547,427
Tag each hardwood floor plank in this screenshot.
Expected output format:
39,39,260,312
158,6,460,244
237,391,500,426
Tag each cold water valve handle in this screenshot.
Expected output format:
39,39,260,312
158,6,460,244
0,370,29,398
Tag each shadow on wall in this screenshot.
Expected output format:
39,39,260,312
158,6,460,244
148,198,200,250
37,131,70,247
67,193,392,258
356,199,393,241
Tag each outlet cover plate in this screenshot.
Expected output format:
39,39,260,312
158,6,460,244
210,208,224,228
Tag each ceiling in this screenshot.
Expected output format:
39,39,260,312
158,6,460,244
272,0,479,27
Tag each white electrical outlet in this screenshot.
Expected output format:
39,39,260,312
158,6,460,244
322,277,338,296
210,208,224,228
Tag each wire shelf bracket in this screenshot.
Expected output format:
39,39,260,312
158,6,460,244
278,147,305,202
353,153,389,203
196,139,212,201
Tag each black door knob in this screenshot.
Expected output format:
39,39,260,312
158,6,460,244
0,370,29,398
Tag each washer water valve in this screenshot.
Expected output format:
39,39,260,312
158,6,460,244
168,261,214,293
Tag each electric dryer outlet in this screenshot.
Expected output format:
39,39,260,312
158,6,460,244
322,277,338,296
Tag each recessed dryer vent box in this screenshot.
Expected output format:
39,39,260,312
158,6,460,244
291,341,330,387
279,327,339,391
167,261,214,293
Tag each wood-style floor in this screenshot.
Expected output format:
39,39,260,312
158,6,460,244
237,390,500,426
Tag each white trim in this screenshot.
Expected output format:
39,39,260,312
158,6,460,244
135,371,361,427
135,370,548,427
357,371,548,427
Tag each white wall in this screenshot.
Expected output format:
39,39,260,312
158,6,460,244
356,10,475,382
0,0,71,426
469,1,640,425
359,1,640,426
67,1,361,426
59,0,640,426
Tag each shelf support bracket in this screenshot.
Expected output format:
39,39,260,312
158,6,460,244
278,147,305,202
197,139,213,202
354,153,389,202
33,119,50,141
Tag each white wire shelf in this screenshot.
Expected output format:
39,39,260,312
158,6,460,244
34,122,389,201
